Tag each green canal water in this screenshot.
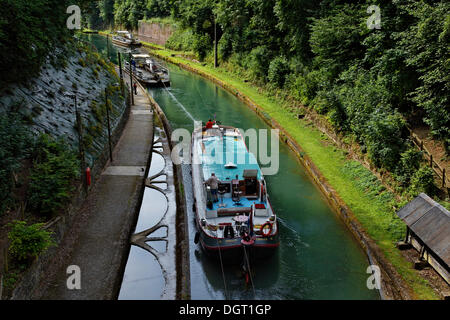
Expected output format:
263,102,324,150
85,34,379,300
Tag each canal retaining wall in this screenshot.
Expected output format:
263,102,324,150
137,21,175,46
11,80,131,299
143,46,415,300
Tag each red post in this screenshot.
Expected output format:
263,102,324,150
86,167,91,187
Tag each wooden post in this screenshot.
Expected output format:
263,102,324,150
404,226,410,243
430,154,433,168
4,248,7,273
419,245,426,260
129,52,134,105
420,141,424,151
443,168,446,188
105,88,113,163
117,52,123,81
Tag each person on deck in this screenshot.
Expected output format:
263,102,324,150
205,173,219,202
205,119,215,129
133,83,138,95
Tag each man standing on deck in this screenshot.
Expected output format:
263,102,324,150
133,83,138,95
205,119,214,129
205,173,219,202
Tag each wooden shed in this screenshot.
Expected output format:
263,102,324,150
396,193,450,284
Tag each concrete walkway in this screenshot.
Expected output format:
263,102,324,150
38,79,154,299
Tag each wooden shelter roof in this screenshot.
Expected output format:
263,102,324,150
397,193,450,266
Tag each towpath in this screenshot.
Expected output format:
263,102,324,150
35,75,154,299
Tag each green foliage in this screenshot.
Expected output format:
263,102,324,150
28,135,80,216
364,112,406,171
113,0,146,29
243,46,272,81
395,148,424,186
400,1,450,140
0,113,33,215
7,220,55,262
409,166,435,197
309,4,367,80
0,0,91,87
3,271,20,289
98,0,115,28
192,33,212,61
166,28,196,51
267,56,290,88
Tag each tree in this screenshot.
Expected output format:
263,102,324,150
309,3,367,80
399,1,450,142
98,0,115,28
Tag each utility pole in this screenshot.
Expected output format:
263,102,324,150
129,52,134,105
105,88,113,163
214,16,218,68
106,34,109,59
74,94,87,192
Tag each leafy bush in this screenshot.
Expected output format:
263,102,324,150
409,166,436,196
267,56,290,88
244,46,272,81
395,148,423,186
192,33,212,61
0,113,33,215
166,28,196,52
27,135,80,216
7,220,55,262
364,112,406,171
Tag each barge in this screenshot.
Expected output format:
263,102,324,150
111,30,142,48
126,53,170,87
192,124,279,262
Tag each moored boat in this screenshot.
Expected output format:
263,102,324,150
125,53,170,87
191,123,279,263
111,30,142,48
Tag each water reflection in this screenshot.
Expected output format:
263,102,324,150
135,188,168,234
148,153,165,177
118,246,165,300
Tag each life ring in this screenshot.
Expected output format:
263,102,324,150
260,222,273,237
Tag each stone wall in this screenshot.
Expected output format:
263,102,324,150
137,21,175,46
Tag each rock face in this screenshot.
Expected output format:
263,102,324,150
0,40,128,167
137,21,174,45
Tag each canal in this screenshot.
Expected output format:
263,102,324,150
84,34,379,300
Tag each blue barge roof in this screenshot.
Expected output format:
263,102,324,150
199,135,261,181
